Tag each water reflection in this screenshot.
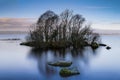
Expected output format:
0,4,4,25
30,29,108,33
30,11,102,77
28,47,100,79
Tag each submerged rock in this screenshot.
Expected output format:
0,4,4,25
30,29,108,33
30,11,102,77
48,61,72,67
59,68,80,77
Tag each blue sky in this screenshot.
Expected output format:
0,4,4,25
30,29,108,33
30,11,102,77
0,0,120,31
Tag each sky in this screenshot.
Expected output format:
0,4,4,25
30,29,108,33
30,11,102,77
0,0,120,32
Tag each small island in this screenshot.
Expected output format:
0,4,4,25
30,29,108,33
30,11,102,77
20,9,101,50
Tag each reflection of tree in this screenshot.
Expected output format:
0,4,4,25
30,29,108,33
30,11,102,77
28,49,57,78
28,47,99,78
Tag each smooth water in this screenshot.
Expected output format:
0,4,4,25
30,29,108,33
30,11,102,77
0,34,120,80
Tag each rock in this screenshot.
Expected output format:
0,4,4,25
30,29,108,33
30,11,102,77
106,46,111,50
99,43,107,46
48,61,72,67
91,42,99,49
59,68,80,77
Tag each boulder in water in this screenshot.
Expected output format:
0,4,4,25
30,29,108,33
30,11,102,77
48,61,72,67
59,68,80,77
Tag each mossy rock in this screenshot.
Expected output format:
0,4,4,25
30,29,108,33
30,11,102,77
48,61,72,67
59,68,80,77
91,42,99,49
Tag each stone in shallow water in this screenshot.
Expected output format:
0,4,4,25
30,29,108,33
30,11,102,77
48,61,72,67
59,68,80,77
106,46,111,50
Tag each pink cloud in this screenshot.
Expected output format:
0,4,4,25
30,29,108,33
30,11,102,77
0,18,36,32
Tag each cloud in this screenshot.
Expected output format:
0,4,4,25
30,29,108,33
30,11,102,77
92,22,120,30
0,18,36,31
111,22,120,25
0,18,34,25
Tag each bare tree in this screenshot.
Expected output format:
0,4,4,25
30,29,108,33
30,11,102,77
60,9,73,41
26,9,100,49
36,10,59,42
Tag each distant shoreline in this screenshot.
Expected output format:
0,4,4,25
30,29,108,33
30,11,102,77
93,29,120,35
0,31,28,34
0,30,120,35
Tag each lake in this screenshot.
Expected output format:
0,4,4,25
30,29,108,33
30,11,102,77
0,34,120,80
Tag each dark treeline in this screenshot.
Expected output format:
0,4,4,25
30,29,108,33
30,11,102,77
23,9,100,49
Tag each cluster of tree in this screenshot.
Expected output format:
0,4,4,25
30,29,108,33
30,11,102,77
26,9,100,49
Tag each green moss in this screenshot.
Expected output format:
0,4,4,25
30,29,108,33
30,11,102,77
91,42,99,49
59,68,80,77
48,61,72,67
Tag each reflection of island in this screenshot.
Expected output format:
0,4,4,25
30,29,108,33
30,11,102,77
28,49,58,78
28,47,100,78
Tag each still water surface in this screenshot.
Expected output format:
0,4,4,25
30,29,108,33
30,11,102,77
0,34,120,80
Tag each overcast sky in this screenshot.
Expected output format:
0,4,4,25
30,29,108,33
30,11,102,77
0,0,120,31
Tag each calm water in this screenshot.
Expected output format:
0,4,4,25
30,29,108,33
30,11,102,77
0,34,120,80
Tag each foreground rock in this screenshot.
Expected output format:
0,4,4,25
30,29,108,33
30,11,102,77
59,68,80,77
48,61,72,67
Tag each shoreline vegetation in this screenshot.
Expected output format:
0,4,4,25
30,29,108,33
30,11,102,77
20,9,103,50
